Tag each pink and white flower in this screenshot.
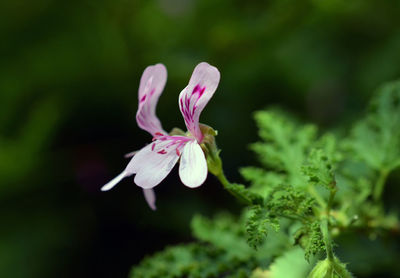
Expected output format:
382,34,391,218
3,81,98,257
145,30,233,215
101,62,220,210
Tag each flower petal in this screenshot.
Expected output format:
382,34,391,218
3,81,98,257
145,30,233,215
125,137,187,189
143,188,157,210
179,140,207,188
101,170,129,191
179,62,220,142
136,63,167,136
124,150,137,158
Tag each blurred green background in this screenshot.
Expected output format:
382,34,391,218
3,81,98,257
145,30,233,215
1,0,400,277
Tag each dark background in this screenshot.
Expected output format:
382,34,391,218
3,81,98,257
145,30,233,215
1,0,400,277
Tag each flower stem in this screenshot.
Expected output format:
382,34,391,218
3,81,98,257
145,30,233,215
373,168,389,202
216,170,230,188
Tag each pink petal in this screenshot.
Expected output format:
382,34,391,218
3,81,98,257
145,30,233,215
101,170,129,191
136,63,167,136
179,140,207,188
125,138,186,189
143,188,157,210
179,62,220,142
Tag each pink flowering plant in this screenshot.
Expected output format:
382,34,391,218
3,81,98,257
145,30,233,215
102,64,400,278
102,62,222,210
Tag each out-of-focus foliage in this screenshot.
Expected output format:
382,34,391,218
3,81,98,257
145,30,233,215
2,0,400,277
131,80,400,277
346,82,400,172
130,243,255,278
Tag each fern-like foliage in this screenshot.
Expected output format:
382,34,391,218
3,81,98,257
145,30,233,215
251,110,317,187
347,82,400,172
130,243,256,278
130,80,400,278
302,148,336,190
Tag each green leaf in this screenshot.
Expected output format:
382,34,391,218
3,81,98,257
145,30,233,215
302,148,336,190
251,110,317,187
130,243,257,278
268,247,313,278
192,212,289,263
265,184,315,220
346,81,400,172
246,205,279,250
240,167,286,198
308,257,353,278
244,184,316,253
192,213,255,261
294,221,325,261
223,183,264,205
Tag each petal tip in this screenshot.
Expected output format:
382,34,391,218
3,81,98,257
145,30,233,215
101,183,115,191
143,188,157,211
101,171,127,192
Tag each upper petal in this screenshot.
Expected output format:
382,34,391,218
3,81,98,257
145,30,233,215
179,140,208,188
179,62,220,143
136,63,167,136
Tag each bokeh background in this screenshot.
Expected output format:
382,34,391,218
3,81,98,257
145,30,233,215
1,0,400,277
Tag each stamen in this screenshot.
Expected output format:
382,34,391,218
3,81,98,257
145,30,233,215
176,148,181,156
157,149,167,154
151,143,155,151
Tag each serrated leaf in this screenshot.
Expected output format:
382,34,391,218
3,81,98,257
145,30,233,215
268,247,313,278
294,221,325,261
246,205,279,250
266,184,315,220
192,212,289,263
308,257,353,278
346,81,400,172
224,183,264,205
130,243,257,278
191,213,253,260
252,110,317,187
240,167,286,198
302,148,336,190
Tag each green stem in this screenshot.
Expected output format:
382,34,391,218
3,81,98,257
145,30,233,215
322,187,337,261
216,170,230,188
327,185,336,215
308,185,326,209
216,169,250,203
209,151,237,199
210,150,259,205
373,168,389,202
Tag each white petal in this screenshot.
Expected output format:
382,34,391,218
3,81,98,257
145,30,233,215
101,170,128,191
126,140,180,189
143,188,157,210
124,150,137,158
179,140,207,188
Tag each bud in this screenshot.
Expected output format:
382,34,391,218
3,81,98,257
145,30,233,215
308,257,353,278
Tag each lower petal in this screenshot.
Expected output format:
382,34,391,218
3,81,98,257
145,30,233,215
128,140,180,189
143,188,157,210
179,140,207,188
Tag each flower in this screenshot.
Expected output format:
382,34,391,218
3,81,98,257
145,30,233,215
101,62,220,210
